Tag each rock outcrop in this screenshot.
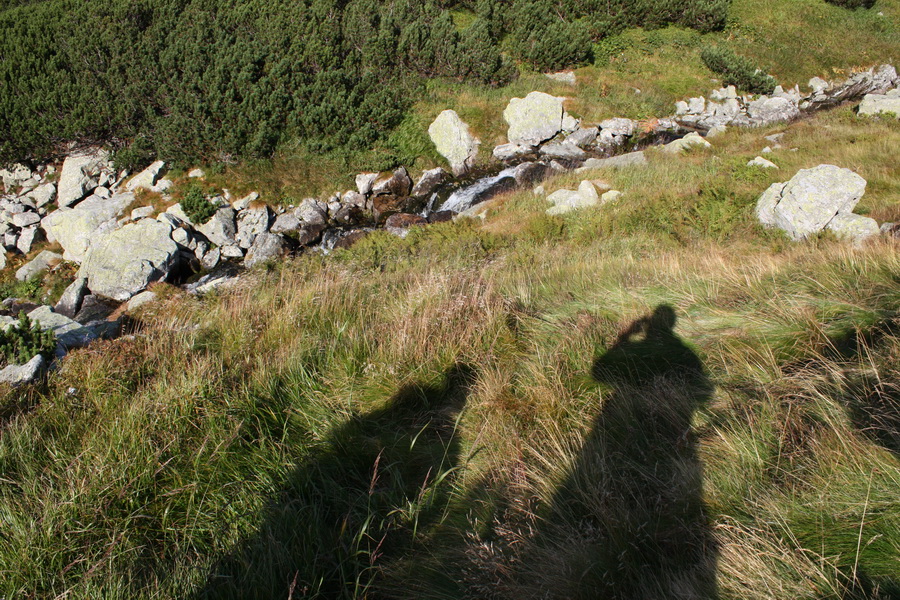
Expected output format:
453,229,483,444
41,192,134,262
504,92,573,146
429,110,480,177
755,165,873,242
79,219,180,301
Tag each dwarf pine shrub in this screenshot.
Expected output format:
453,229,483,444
0,311,55,366
701,46,777,94
180,183,218,225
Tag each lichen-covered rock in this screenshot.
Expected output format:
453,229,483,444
27,305,98,349
125,160,166,192
54,276,88,318
747,96,800,126
15,250,63,282
57,148,109,207
197,207,237,247
662,132,711,154
756,165,867,240
411,168,450,198
41,192,133,262
578,151,648,172
546,180,601,215
503,92,567,146
79,219,180,301
539,142,586,160
858,90,900,118
826,213,880,246
235,205,272,249
428,110,480,177
244,232,288,267
0,354,46,386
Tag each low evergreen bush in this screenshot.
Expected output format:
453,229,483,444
701,46,777,94
180,183,218,225
0,311,56,367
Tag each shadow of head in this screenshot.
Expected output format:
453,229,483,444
593,304,704,386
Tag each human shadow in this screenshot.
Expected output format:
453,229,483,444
516,305,718,599
194,363,474,600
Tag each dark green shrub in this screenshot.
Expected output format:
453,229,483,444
824,0,876,8
701,46,777,94
180,183,218,225
0,311,56,366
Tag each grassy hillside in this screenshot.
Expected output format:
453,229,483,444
2,102,900,597
2,0,900,598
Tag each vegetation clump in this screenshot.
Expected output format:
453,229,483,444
0,311,55,366
701,46,777,94
179,182,218,225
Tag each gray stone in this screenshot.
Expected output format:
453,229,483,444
662,132,712,154
0,250,5,271
79,219,180,301
235,205,272,249
57,149,109,207
747,96,800,126
565,127,598,148
244,232,288,267
131,205,155,220
546,180,601,216
372,167,413,198
166,203,193,225
577,151,648,172
428,110,480,177
54,276,88,318
748,156,778,169
41,192,134,262
539,142,587,160
26,183,56,208
12,211,40,228
27,305,98,349
200,247,221,270
355,173,379,196
171,227,193,248
0,354,46,386
150,179,174,194
271,212,301,234
197,207,237,247
15,250,63,282
503,92,567,146
492,143,534,161
599,118,636,137
545,70,576,85
808,77,829,93
858,93,900,118
297,198,327,226
826,213,880,246
125,160,166,192
232,191,259,211
0,163,32,190
16,226,41,255
220,244,244,258
188,168,205,178
157,212,184,228
126,291,158,311
757,165,867,240
411,168,450,198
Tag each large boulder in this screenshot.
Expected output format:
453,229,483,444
546,180,601,215
428,110,480,177
15,250,63,282
27,305,99,349
755,165,867,240
125,160,166,192
826,213,880,246
503,92,568,146
41,192,134,262
57,148,109,208
858,89,900,118
235,205,272,249
197,207,237,247
747,96,800,126
244,232,288,267
79,219,180,301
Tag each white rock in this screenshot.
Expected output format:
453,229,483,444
545,71,576,85
57,149,109,207
126,291,158,311
662,132,712,154
232,191,259,211
0,354,46,386
15,250,63,282
858,93,900,118
493,143,534,161
826,213,880,247
428,110,481,177
188,168,205,178
748,156,778,169
40,192,133,262
503,92,567,146
126,161,166,192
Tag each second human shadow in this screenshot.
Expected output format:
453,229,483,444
517,305,718,599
